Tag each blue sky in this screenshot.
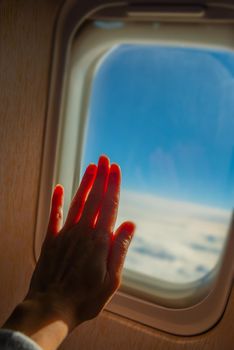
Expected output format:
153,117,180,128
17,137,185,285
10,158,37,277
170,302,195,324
82,44,234,209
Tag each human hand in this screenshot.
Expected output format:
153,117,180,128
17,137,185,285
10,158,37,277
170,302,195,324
27,155,135,329
3,156,135,349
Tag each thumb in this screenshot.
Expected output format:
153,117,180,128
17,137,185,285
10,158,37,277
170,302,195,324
108,221,135,286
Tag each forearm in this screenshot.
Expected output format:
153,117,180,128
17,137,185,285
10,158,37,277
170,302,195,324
2,299,69,350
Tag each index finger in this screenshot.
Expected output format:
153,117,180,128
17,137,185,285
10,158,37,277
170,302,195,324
63,164,97,230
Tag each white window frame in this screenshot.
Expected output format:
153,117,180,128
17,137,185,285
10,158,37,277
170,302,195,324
35,4,234,336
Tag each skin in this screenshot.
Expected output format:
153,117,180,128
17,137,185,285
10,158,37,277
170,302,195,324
2,155,135,350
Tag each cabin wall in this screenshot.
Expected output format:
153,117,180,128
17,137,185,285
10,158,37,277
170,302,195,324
0,1,234,349
0,0,61,321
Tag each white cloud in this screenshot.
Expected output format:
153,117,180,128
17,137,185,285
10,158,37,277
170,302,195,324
116,189,231,284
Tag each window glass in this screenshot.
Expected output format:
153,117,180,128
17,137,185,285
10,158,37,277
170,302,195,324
82,44,233,284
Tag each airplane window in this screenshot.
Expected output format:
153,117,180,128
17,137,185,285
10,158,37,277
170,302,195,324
81,43,233,287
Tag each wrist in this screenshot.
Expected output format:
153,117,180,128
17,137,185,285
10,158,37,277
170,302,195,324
2,296,70,350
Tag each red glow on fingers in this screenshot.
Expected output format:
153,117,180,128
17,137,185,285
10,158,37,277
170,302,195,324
114,221,136,239
52,184,63,209
98,156,110,188
109,163,121,186
98,154,110,167
80,164,98,203
54,184,64,194
79,155,111,229
71,164,97,224
62,164,98,230
94,162,121,233
107,221,136,277
98,154,110,169
92,211,100,228
52,184,64,208
110,231,114,242
99,156,110,194
110,163,121,174
121,221,136,232
47,184,64,237
86,163,97,175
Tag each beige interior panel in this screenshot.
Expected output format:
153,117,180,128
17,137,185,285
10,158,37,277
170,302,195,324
60,288,234,349
0,0,234,349
0,0,61,323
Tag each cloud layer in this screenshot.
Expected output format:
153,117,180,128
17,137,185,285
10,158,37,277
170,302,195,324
116,190,231,284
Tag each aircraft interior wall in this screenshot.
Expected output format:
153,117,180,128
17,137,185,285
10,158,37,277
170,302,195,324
0,0,234,349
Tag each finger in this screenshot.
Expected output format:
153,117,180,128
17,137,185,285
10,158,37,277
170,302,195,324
79,155,110,228
95,163,121,234
63,164,97,230
47,184,64,237
108,221,135,283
